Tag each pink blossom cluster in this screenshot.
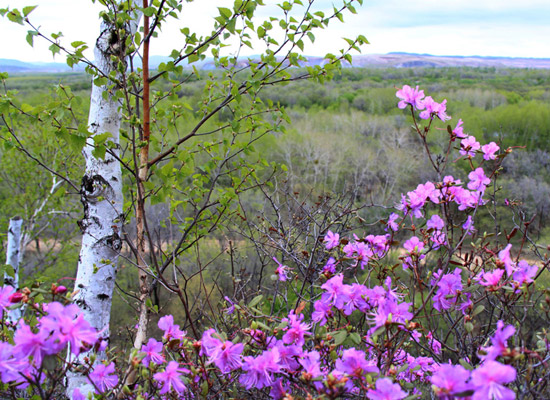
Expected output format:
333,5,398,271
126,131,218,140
0,301,98,388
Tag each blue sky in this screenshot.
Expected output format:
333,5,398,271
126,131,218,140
3,0,549,62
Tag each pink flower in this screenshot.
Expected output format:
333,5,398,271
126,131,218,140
482,142,500,160
158,315,186,341
463,215,475,233
240,348,281,389
270,339,301,370
366,234,390,258
404,236,424,253
476,269,504,287
513,260,538,285
429,226,446,247
88,362,118,394
299,350,324,379
273,257,291,282
40,303,98,356
153,361,189,395
467,167,490,192
427,214,445,230
312,300,332,326
201,328,220,355
321,274,348,309
433,269,463,312
453,119,467,139
342,283,369,315
208,340,244,374
0,286,16,318
0,342,24,384
403,236,425,269
270,378,290,400
481,321,515,361
427,332,442,355
471,361,516,400
335,348,379,379
460,135,481,157
498,244,516,276
141,338,165,367
324,230,340,250
419,97,450,121
416,181,440,204
387,213,400,232
344,240,372,269
370,298,412,332
367,378,408,400
396,85,425,110
322,257,336,275
14,323,49,366
431,364,471,397
282,311,311,347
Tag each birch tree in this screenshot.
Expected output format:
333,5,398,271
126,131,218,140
66,3,142,394
4,216,22,323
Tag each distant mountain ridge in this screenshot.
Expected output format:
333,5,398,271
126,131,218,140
2,52,550,74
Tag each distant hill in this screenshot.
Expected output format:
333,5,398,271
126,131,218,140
352,53,550,69
2,53,550,74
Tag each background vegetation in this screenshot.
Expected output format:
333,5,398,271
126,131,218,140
2,65,550,346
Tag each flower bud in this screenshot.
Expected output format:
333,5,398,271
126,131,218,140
54,285,67,295
9,292,23,303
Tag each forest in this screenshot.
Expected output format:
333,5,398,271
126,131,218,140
1,1,550,399
4,66,550,299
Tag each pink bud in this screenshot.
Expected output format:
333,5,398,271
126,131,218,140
9,292,23,303
54,285,67,295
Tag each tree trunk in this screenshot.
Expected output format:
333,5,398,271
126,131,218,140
133,0,152,352
66,7,141,396
5,216,22,323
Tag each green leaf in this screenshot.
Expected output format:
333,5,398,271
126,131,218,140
21,103,34,113
218,7,232,19
71,41,86,48
143,6,156,17
248,294,263,308
459,359,474,370
69,135,87,152
7,9,24,25
93,132,112,145
92,145,107,160
348,332,362,345
332,330,348,346
49,43,61,56
26,31,37,47
473,305,485,316
3,264,15,278
23,5,37,17
257,26,265,38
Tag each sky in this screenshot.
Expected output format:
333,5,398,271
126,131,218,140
2,0,550,62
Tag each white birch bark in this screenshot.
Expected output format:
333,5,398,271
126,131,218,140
4,216,22,323
66,6,141,396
